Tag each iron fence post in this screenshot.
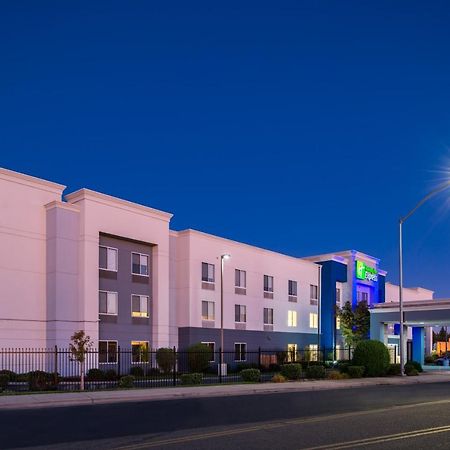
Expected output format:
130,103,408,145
54,345,58,385
117,345,121,377
219,347,222,384
172,346,177,387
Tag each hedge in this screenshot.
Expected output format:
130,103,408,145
352,340,390,377
180,373,203,385
280,364,302,380
305,365,326,379
240,369,261,382
347,366,365,378
119,375,135,388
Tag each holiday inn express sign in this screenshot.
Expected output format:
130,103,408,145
356,260,378,282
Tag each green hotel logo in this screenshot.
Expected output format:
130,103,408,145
355,260,378,282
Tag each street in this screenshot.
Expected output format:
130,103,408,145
3,382,450,449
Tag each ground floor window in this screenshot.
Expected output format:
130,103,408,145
131,341,149,363
287,343,298,362
201,342,215,362
99,340,118,363
309,344,318,362
234,343,246,361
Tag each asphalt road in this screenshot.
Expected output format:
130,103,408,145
3,382,450,449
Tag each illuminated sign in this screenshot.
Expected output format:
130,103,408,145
355,260,378,282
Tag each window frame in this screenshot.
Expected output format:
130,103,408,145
98,290,118,316
201,301,215,321
99,245,118,272
131,252,150,277
263,307,274,325
288,280,298,297
235,269,247,289
288,310,297,327
234,304,247,323
263,275,274,293
98,340,118,364
309,312,318,329
201,342,216,362
202,262,215,283
131,294,150,318
234,342,247,362
131,341,150,364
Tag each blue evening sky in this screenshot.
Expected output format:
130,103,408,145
1,1,449,296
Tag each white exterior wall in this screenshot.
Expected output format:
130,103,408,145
172,229,321,335
385,282,434,303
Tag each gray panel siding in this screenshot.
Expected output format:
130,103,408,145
178,327,319,351
99,234,152,349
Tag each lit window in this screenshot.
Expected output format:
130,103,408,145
336,316,341,330
235,269,247,288
263,308,274,325
131,252,149,276
201,301,215,321
288,310,297,327
99,246,118,271
264,275,274,292
202,262,215,283
131,341,149,363
234,343,246,361
131,295,149,318
309,313,318,329
235,305,247,323
288,280,297,297
99,341,117,364
99,291,118,315
309,344,318,362
287,344,298,362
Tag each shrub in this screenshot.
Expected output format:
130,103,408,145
271,374,286,383
28,371,58,391
146,367,161,377
407,368,419,376
336,361,350,374
180,373,202,385
280,364,302,380
347,366,365,378
87,368,105,381
387,364,401,376
268,363,281,373
276,351,288,365
352,340,390,377
236,362,259,372
240,369,261,382
306,365,326,379
327,370,350,380
0,374,10,391
156,348,176,374
104,369,117,381
406,360,423,373
119,375,135,388
187,343,212,373
129,366,145,377
0,370,17,382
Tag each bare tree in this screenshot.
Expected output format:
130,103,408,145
69,330,93,391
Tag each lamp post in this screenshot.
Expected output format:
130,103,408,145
220,254,231,375
399,181,450,376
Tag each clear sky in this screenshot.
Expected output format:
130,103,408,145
1,1,449,296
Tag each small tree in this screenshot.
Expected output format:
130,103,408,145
337,300,370,348
433,327,447,344
187,343,212,373
156,348,176,374
69,330,93,391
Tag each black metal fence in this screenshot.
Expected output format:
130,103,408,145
0,346,360,392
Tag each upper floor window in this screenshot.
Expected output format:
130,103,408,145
201,301,215,321
310,284,318,305
235,269,246,288
263,307,274,325
99,291,118,315
99,246,118,271
288,280,297,297
309,312,318,329
357,291,369,303
132,252,149,276
202,262,215,283
288,310,297,327
264,275,274,292
131,295,149,318
235,304,247,323
336,288,341,305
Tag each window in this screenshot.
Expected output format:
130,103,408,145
336,288,341,305
235,269,246,288
235,305,247,323
201,342,215,362
202,262,215,283
99,340,117,363
357,291,369,303
131,295,149,318
201,301,215,321
99,246,118,271
131,341,149,363
336,316,341,330
99,291,118,315
288,310,297,327
310,284,318,305
309,344,318,362
309,312,318,329
287,344,298,362
288,280,297,297
234,343,246,361
263,307,274,325
264,275,274,292
131,252,149,276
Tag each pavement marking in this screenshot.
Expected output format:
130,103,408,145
304,424,450,449
115,398,450,449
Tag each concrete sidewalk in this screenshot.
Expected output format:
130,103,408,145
1,371,450,410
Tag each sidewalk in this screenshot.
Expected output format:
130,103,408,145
1,371,450,410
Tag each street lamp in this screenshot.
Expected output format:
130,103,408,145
399,180,450,376
220,253,231,376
